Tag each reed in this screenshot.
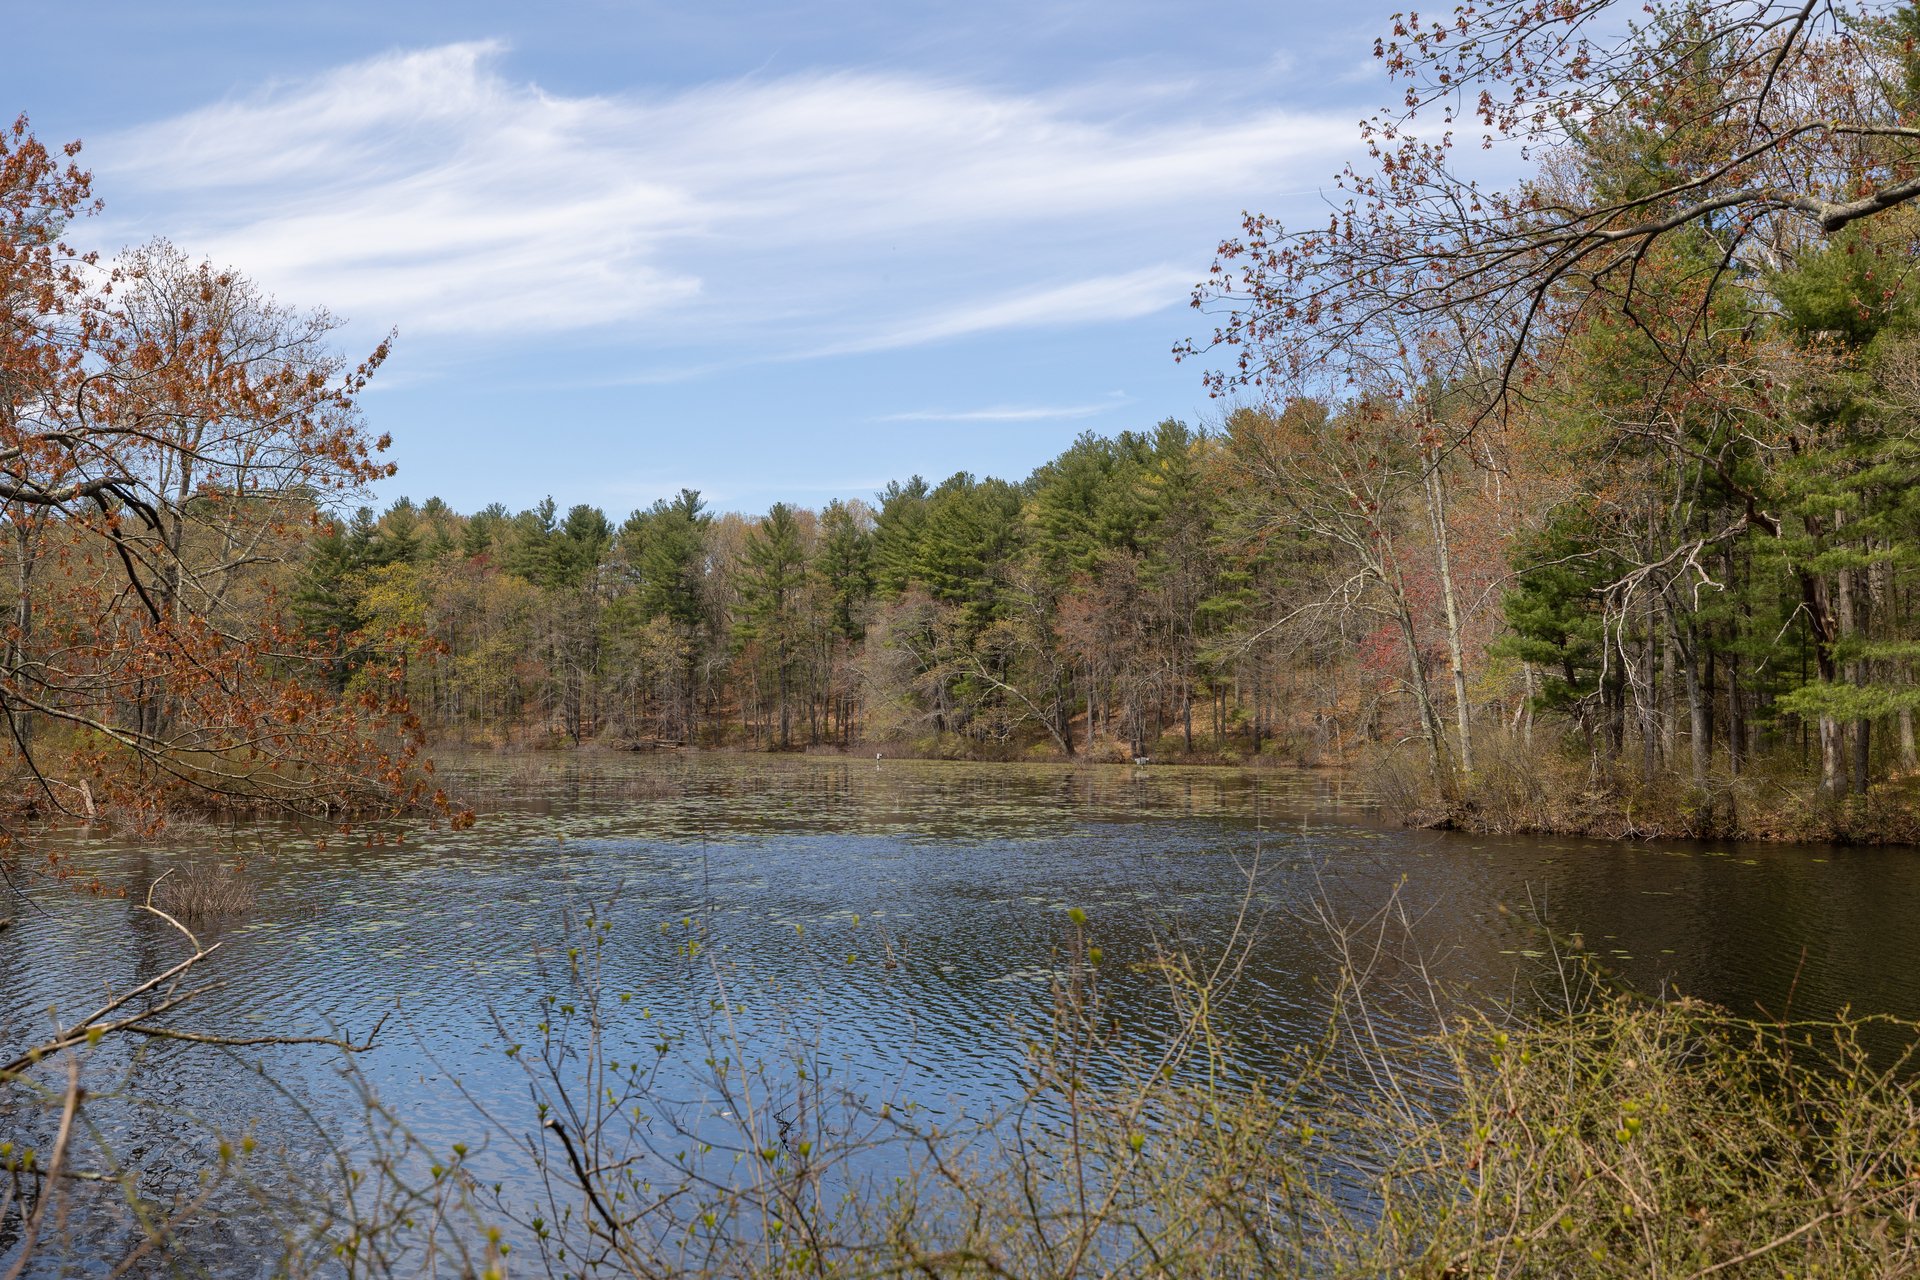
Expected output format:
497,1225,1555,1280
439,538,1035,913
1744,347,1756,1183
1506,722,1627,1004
151,859,258,920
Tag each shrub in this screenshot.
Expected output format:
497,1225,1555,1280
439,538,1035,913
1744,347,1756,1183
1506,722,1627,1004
151,860,257,920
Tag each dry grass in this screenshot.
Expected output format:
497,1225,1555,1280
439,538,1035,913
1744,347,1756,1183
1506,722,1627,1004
151,859,258,920
1365,733,1920,845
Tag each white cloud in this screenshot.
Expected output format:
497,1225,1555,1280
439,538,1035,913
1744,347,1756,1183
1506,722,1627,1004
93,42,1357,352
877,400,1120,423
815,267,1195,358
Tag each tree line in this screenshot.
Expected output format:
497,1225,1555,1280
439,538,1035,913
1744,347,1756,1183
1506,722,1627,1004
296,291,1919,812
292,418,1387,763
14,0,1920,841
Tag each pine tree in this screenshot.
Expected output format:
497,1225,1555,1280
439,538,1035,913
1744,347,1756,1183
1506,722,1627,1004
817,500,873,642
737,503,810,748
872,476,930,596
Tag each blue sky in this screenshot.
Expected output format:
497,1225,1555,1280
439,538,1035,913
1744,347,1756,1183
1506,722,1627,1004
15,1,1412,518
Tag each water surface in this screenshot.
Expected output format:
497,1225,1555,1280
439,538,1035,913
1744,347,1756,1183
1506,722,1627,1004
5,753,1917,1270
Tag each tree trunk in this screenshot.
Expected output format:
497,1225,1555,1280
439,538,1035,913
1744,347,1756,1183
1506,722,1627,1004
6,516,35,759
1422,448,1475,774
1390,581,1448,775
1727,654,1745,777
1659,617,1678,766
1055,670,1075,757
1807,592,1846,797
1520,661,1535,749
1638,603,1659,785
1837,527,1864,794
1668,607,1709,794
777,649,792,750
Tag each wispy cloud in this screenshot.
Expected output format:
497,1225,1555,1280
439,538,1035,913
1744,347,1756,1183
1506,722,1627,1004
877,398,1129,423
814,268,1194,358
93,42,1356,355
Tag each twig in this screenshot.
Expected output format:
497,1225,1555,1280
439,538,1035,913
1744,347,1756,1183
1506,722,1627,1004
543,1116,626,1243
2,946,224,1077
105,1175,226,1279
4,983,224,1076
1,1059,81,1280
138,869,202,954
129,1010,388,1054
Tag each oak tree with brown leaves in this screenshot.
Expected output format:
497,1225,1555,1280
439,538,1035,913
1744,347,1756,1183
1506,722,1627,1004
1,117,454,853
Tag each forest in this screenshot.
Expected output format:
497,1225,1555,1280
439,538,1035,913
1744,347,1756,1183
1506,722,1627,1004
297,212,1920,841
11,1,1920,847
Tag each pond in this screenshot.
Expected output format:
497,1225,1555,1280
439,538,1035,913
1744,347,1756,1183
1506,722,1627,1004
5,753,1919,1271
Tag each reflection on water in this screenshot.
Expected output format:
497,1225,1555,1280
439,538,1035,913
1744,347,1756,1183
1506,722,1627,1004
4,753,1919,1267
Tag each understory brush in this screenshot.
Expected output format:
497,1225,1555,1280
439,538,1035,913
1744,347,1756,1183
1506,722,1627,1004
1366,734,1920,845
